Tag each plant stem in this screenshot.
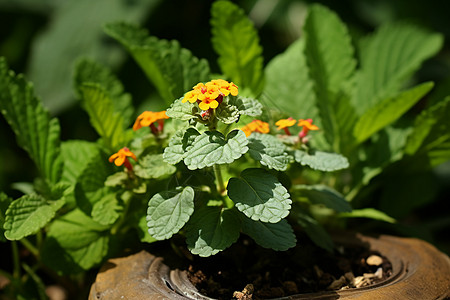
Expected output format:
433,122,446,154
20,238,39,258
213,164,226,195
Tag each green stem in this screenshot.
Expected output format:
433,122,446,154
213,164,226,195
12,241,20,279
20,238,39,258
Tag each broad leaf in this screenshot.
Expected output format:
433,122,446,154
352,22,443,114
91,193,122,226
184,130,249,170
211,0,264,95
227,168,292,223
295,212,333,251
4,194,65,240
353,82,434,144
74,59,133,125
104,22,210,104
248,133,290,171
163,128,201,165
0,57,63,184
79,83,133,151
43,209,110,273
166,97,197,121
60,140,100,184
147,186,195,240
294,150,349,171
240,216,296,251
339,208,395,223
0,193,13,242
134,154,176,179
292,184,351,212
186,206,241,257
137,216,158,243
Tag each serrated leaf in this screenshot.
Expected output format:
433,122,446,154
166,97,197,121
0,57,63,184
134,154,176,179
227,168,291,223
292,184,351,212
61,140,100,184
146,186,195,240
74,59,133,125
303,4,356,148
353,82,434,144
43,209,109,273
240,216,296,251
79,83,133,151
184,130,249,170
339,208,395,223
294,150,349,171
215,102,240,124
295,212,333,251
4,194,65,240
186,206,241,257
104,22,210,104
211,0,264,95
91,193,122,226
163,128,201,165
0,193,13,242
248,133,290,171
353,22,443,114
228,96,263,117
405,97,450,166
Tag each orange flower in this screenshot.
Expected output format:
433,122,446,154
241,120,270,137
182,79,239,111
109,147,137,171
133,111,169,131
298,119,319,138
275,117,297,135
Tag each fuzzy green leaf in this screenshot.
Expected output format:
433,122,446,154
248,133,290,171
354,82,434,144
134,154,176,179
216,96,263,125
60,140,100,184
353,22,443,114
186,206,241,257
292,184,351,212
147,186,195,240
166,97,197,121
240,216,296,251
0,193,13,242
4,194,65,240
295,212,333,251
211,0,264,95
184,130,249,170
79,83,133,151
74,59,134,125
227,168,291,223
339,208,396,223
294,150,349,171
0,57,63,184
104,22,210,104
43,209,109,272
137,216,158,243
91,193,122,226
163,128,201,165
215,102,240,124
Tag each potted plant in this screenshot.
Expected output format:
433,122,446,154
1,1,449,299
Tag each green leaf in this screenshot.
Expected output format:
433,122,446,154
166,97,197,121
91,193,122,226
353,22,443,114
74,59,133,125
295,212,333,251
263,39,318,119
4,194,65,240
294,150,349,171
137,216,158,243
339,208,396,223
405,97,450,166
147,186,195,240
60,140,100,184
79,83,133,151
0,193,13,242
228,96,264,117
248,133,290,171
104,22,210,104
186,206,241,257
240,216,296,251
353,82,434,144
211,0,264,95
43,209,109,272
0,57,63,184
134,154,176,179
292,184,351,212
227,168,292,223
303,4,356,148
163,128,201,165
184,130,249,170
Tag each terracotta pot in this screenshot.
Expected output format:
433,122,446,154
89,234,450,300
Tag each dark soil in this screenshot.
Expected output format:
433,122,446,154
187,232,392,299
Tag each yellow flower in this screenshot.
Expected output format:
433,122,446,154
132,111,169,131
109,147,137,171
275,118,297,130
241,120,270,137
298,118,319,138
182,79,239,111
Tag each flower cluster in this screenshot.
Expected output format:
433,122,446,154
109,147,137,171
133,110,169,135
241,120,270,137
276,118,319,138
182,79,238,111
